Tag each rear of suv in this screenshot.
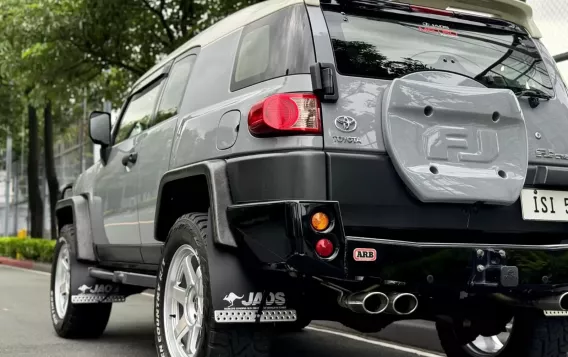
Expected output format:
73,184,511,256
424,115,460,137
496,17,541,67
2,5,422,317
50,1,568,357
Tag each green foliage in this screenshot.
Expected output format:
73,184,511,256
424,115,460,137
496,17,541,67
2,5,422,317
0,237,56,263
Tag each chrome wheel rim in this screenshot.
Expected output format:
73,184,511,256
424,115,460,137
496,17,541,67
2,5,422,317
465,321,512,356
54,243,71,319
164,245,204,357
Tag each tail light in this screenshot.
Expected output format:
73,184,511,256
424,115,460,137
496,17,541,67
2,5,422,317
248,93,321,136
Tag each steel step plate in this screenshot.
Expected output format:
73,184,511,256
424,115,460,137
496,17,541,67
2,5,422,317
214,309,297,323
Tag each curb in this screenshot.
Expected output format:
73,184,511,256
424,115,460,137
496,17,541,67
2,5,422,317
0,256,51,273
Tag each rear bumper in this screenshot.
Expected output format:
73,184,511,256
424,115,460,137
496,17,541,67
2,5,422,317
227,200,568,293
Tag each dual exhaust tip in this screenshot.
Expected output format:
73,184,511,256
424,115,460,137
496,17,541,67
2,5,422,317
343,291,418,315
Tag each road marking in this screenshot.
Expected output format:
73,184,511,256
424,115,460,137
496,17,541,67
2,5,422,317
0,264,50,276
2,265,157,298
1,263,442,356
306,326,443,357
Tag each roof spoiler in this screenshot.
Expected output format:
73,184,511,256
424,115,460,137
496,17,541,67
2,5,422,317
308,0,541,38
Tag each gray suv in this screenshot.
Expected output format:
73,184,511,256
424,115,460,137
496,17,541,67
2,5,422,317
49,1,568,357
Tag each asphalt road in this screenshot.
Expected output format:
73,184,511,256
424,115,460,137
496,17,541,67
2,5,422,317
0,265,443,357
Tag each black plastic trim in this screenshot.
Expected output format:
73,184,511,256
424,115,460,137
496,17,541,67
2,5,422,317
141,244,163,265
155,160,235,247
326,152,568,236
226,151,327,204
526,165,568,187
55,196,97,262
96,244,143,263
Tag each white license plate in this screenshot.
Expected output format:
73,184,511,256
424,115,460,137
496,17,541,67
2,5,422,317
520,189,568,222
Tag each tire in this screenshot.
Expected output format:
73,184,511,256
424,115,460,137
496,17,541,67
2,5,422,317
437,309,568,357
50,225,112,339
154,213,271,357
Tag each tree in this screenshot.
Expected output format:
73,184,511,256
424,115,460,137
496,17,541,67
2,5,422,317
44,101,58,239
27,103,44,238
0,0,266,237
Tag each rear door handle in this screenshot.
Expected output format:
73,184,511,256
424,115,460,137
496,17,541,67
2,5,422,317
121,152,138,166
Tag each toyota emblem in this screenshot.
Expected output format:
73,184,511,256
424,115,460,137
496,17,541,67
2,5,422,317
334,116,357,132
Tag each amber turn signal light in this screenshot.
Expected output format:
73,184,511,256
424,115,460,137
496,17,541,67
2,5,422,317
311,212,330,231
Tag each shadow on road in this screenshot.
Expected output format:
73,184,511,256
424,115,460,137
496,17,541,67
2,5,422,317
91,326,413,357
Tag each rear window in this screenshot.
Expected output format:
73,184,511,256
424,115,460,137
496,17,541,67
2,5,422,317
231,4,315,91
323,8,554,97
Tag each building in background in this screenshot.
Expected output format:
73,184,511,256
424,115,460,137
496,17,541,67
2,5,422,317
529,0,568,79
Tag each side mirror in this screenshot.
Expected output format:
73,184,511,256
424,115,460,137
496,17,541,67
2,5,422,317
89,111,111,146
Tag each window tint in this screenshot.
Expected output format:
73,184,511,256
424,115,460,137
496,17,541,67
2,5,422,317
115,79,164,144
323,9,554,97
156,55,196,124
231,4,315,91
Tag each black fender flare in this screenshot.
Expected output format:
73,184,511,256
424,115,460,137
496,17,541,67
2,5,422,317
55,195,98,262
155,160,237,247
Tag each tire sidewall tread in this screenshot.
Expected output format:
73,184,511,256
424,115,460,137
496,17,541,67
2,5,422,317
437,309,568,357
154,213,270,357
50,224,112,339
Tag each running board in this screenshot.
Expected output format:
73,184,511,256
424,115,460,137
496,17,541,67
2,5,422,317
89,267,157,288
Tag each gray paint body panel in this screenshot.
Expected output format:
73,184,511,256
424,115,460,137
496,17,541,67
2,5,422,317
217,111,241,150
383,74,528,205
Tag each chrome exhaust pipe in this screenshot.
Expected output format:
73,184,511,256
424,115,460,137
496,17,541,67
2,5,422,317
385,293,419,315
534,292,568,311
493,292,568,311
343,292,389,314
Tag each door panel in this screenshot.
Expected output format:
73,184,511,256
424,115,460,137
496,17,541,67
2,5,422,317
137,54,198,257
94,76,166,263
94,136,143,262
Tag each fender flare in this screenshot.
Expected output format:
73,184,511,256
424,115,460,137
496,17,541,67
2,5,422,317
155,160,237,247
55,195,97,262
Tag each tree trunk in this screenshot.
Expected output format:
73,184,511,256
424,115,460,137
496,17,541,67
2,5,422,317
44,101,59,239
27,104,43,238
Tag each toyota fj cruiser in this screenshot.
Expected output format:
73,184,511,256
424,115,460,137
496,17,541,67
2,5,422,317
50,1,568,357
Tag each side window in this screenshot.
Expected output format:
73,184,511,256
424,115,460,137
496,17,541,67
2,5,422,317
115,79,164,144
155,55,196,124
230,4,315,91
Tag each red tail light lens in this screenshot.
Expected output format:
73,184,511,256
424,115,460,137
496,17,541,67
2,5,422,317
315,238,334,258
248,93,321,136
410,5,453,17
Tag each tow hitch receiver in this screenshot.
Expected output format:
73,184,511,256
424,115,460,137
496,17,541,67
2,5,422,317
471,249,519,288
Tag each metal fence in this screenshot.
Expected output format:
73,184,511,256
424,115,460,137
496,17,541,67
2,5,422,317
0,135,94,238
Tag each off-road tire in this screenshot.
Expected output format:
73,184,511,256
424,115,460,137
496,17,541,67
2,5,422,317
50,225,112,339
154,213,271,357
437,309,568,357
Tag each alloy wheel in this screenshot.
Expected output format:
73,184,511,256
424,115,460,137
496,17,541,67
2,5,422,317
465,321,513,356
164,244,204,357
54,242,71,319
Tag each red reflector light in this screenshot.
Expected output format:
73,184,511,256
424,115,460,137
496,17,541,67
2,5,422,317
248,93,321,136
410,5,453,17
315,239,334,258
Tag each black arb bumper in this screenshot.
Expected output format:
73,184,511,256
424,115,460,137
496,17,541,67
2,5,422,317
227,200,568,294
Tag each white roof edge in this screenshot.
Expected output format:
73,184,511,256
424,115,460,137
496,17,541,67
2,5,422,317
304,0,320,5
134,0,305,88
385,0,542,38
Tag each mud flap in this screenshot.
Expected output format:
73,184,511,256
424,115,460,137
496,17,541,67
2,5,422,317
382,72,528,205
206,233,298,323
69,260,125,304
66,239,144,304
